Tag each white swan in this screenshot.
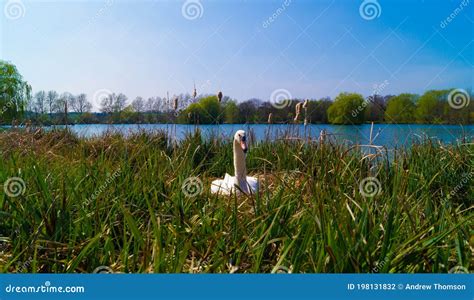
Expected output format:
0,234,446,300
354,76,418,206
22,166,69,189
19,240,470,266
211,130,259,195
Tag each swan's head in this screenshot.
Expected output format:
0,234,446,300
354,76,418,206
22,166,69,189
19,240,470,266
234,130,248,154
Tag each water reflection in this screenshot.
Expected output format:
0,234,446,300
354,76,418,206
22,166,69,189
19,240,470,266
49,123,474,148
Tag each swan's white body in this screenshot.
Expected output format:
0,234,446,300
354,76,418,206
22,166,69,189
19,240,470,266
210,173,259,195
211,130,259,195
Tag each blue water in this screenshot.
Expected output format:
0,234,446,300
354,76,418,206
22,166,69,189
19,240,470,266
55,123,473,148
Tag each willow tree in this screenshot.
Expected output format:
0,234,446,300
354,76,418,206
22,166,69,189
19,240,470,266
327,92,365,124
0,60,31,123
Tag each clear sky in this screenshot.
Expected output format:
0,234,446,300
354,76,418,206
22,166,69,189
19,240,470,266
1,0,473,110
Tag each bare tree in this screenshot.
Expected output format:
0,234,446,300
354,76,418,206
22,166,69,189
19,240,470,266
100,93,127,114
177,93,193,110
27,97,36,113
71,93,92,114
145,97,155,112
100,93,115,114
34,91,47,114
154,97,163,112
132,96,145,113
51,92,74,124
113,93,127,113
144,96,164,112
47,90,58,116
55,92,74,113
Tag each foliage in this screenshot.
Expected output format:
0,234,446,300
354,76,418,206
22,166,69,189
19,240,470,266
1,62,471,125
180,96,223,124
0,129,471,273
327,93,365,124
365,95,390,123
223,100,239,124
0,60,31,122
385,94,417,123
415,90,448,123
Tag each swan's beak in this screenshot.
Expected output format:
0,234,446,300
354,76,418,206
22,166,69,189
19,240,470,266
241,140,248,154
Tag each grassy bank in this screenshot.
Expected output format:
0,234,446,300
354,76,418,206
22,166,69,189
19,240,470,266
0,129,472,273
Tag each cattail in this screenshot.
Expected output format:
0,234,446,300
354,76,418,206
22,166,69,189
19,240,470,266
295,102,302,115
294,102,302,122
302,99,309,108
25,119,31,133
303,99,309,125
217,91,223,102
268,113,273,124
173,96,178,110
319,129,327,143
65,99,68,127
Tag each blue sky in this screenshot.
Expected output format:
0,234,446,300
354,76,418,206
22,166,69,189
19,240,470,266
1,0,473,109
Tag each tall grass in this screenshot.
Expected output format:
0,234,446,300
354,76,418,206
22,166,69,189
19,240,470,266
0,128,472,273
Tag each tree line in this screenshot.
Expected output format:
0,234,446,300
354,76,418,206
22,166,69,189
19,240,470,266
1,60,472,125
19,90,473,125
178,91,472,125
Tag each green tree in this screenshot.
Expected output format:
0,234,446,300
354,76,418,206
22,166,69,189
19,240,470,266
307,98,332,123
384,93,417,123
327,92,365,124
223,100,239,123
0,60,31,123
180,96,222,124
442,88,472,124
415,90,448,123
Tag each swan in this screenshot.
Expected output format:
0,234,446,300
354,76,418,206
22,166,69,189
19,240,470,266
211,130,259,195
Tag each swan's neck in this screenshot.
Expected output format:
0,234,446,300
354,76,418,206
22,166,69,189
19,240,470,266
233,140,247,181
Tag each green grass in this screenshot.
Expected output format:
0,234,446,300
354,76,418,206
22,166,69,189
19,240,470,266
0,128,472,273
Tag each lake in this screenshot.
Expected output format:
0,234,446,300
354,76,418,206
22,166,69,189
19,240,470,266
50,123,474,148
